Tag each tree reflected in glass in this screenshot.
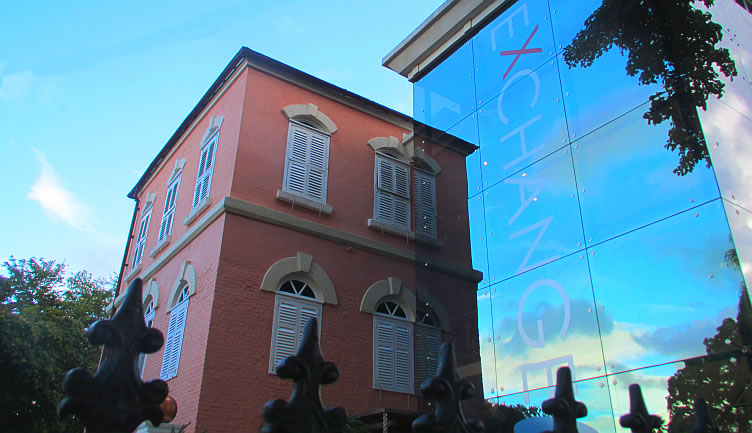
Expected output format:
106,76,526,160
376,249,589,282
563,0,737,175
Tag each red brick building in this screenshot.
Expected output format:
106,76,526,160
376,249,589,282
112,47,482,433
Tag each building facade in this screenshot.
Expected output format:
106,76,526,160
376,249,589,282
385,0,752,432
112,48,483,432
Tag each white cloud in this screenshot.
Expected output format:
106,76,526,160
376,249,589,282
0,69,33,101
27,148,94,231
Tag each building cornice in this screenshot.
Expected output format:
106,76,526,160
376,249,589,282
117,196,482,304
383,0,511,82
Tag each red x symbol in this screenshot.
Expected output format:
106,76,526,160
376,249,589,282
500,24,543,80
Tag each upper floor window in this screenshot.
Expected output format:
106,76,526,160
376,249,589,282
374,153,411,230
159,175,181,242
133,205,152,266
192,132,218,208
414,169,437,238
283,122,330,203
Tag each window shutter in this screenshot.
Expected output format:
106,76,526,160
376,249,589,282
193,135,217,208
284,123,329,202
160,299,189,380
285,161,308,196
373,316,414,393
373,317,395,390
375,156,411,230
393,322,413,393
414,171,437,238
270,295,322,372
138,310,156,378
415,326,441,386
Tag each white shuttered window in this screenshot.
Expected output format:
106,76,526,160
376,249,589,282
133,208,151,266
283,122,330,203
414,170,437,238
415,325,441,387
269,291,322,373
373,315,414,394
137,303,156,378
374,155,411,230
160,289,190,381
192,133,218,208
159,176,181,242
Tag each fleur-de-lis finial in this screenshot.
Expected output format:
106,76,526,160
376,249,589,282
541,367,587,433
412,342,484,433
262,317,347,433
619,384,663,433
58,278,169,433
691,399,718,433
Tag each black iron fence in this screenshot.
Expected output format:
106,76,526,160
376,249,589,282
59,279,724,433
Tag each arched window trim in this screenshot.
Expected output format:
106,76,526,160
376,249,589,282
360,277,416,322
166,261,197,312
260,253,337,305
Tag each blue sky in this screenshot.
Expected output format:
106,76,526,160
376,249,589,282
0,0,444,279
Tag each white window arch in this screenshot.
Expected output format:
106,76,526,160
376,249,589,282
269,279,322,373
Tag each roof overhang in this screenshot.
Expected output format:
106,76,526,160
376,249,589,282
383,0,511,82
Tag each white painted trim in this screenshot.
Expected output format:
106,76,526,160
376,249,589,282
383,0,510,81
127,196,481,293
276,190,333,215
184,197,211,226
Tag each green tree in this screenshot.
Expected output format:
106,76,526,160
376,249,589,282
0,257,113,433
665,290,752,432
563,0,737,176
482,402,542,433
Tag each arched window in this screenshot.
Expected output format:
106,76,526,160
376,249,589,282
137,301,156,378
415,306,442,386
269,279,322,372
373,299,414,394
160,285,190,381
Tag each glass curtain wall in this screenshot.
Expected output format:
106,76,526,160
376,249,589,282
412,0,752,431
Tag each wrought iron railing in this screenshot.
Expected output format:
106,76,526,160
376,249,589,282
59,278,722,433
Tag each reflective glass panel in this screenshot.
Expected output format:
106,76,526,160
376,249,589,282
477,288,498,397
702,96,752,211
476,59,569,188
573,104,720,246
722,199,752,289
608,356,751,431
414,41,477,132
447,113,482,198
472,0,556,106
468,193,490,288
589,200,745,375
548,0,605,50
489,253,603,398
493,376,617,433
559,51,662,140
484,147,584,280
712,0,752,118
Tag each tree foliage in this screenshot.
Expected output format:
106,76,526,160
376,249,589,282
482,402,542,433
563,0,737,176
666,289,752,432
0,257,113,433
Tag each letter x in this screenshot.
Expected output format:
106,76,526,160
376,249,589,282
500,24,542,80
